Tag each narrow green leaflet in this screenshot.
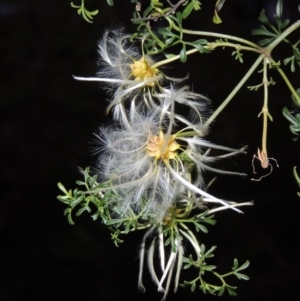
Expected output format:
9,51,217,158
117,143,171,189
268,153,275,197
70,1,99,23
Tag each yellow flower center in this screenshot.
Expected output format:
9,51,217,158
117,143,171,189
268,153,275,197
146,130,180,162
129,57,158,87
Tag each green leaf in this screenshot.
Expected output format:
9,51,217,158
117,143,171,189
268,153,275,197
213,0,225,24
143,5,154,18
293,167,300,186
276,0,283,19
70,193,84,206
64,208,75,225
180,44,187,62
57,182,69,195
227,287,237,296
76,205,91,216
291,88,300,106
107,0,114,5
105,219,124,225
213,14,222,24
218,285,225,296
70,2,80,9
201,265,216,271
183,1,195,19
236,260,250,271
165,36,176,45
252,26,277,37
281,19,290,29
158,28,176,37
235,272,250,280
257,38,276,47
204,246,217,258
194,222,208,233
233,258,238,270
283,107,298,125
176,11,182,23
91,212,99,220
191,281,196,292
258,9,269,24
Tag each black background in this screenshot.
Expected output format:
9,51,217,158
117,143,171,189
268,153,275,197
1,0,300,300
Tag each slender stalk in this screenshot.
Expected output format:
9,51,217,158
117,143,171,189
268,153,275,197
207,42,261,54
152,48,198,69
171,23,260,49
205,54,265,126
260,58,270,156
274,63,300,106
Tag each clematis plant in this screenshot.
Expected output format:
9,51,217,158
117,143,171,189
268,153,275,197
59,0,300,298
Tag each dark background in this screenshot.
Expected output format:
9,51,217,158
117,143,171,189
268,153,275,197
1,0,300,300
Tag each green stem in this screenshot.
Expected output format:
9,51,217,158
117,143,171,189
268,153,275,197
261,58,269,156
219,271,234,278
152,48,198,68
170,22,260,49
207,42,261,54
205,54,265,127
273,62,300,106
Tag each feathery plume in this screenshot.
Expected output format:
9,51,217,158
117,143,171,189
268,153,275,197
93,94,246,222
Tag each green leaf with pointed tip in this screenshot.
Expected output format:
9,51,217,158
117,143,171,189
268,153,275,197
57,182,69,195
236,260,250,271
257,38,276,47
227,287,237,296
183,1,195,19
176,11,183,27
258,9,269,24
191,281,196,292
235,272,250,280
180,44,187,62
218,286,225,296
158,27,176,37
252,26,277,37
194,222,208,233
201,265,216,271
70,2,80,9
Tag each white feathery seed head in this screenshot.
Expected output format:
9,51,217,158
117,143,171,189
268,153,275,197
94,94,246,222
73,29,163,120
73,29,211,129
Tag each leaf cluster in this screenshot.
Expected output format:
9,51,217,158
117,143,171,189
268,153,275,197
182,245,250,296
70,1,98,23
57,167,154,246
131,9,210,60
252,0,300,72
282,88,300,141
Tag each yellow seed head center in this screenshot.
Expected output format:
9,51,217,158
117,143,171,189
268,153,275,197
129,57,158,87
147,130,180,162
